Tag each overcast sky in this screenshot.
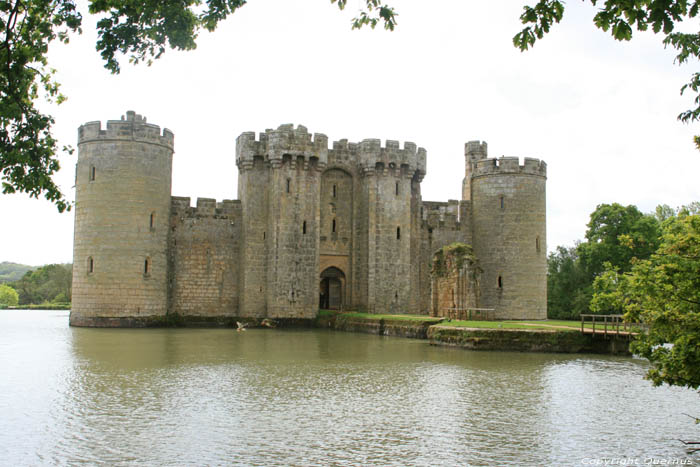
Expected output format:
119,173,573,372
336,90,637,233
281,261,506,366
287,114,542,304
2,0,699,266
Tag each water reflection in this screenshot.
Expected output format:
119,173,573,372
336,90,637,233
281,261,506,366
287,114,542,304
0,311,698,466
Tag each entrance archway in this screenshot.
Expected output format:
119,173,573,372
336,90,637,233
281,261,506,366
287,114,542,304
319,267,345,310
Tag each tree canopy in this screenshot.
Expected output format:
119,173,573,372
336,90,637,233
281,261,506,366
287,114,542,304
1,0,698,210
0,283,19,306
547,203,660,319
590,211,700,389
8,263,72,305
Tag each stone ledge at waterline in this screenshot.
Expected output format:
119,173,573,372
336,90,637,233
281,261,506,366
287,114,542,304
427,325,631,355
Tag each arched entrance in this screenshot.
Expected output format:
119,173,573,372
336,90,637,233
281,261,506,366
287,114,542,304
319,267,345,310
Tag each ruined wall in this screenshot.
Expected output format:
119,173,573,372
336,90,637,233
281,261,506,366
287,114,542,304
71,111,173,326
471,156,547,319
169,197,241,317
418,200,472,314
430,244,480,317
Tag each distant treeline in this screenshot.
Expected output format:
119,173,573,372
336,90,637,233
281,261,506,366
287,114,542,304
548,202,699,319
2,263,72,306
0,262,34,283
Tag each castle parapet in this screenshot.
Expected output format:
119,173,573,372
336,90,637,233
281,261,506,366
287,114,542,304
472,157,547,178
236,124,328,169
465,140,488,160
358,138,426,178
78,110,174,148
171,197,241,218
422,201,460,229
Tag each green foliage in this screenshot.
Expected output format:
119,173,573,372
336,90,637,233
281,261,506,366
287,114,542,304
513,0,700,148
579,203,660,279
0,261,33,283
9,263,72,305
0,0,80,212
593,213,700,389
547,245,591,319
548,203,662,320
331,0,397,31
0,284,19,306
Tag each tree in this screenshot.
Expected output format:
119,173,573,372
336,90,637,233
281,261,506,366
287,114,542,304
10,263,72,305
594,212,700,389
547,203,663,319
0,283,19,306
578,203,660,280
547,245,590,319
512,0,700,149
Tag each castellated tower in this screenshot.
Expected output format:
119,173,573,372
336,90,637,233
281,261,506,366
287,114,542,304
462,140,488,201
356,139,426,313
71,111,174,326
236,124,327,319
467,145,547,320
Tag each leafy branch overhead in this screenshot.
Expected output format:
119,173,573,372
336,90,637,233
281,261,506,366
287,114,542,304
0,0,696,213
513,0,700,147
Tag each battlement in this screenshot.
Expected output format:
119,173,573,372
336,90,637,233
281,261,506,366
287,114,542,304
78,110,174,148
236,124,328,168
356,139,426,178
465,140,488,160
471,156,547,178
171,196,241,218
422,200,461,229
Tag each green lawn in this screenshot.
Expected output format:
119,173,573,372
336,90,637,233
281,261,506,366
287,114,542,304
319,311,636,332
319,310,443,323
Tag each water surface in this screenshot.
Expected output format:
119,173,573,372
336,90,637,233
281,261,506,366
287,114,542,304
1,310,698,466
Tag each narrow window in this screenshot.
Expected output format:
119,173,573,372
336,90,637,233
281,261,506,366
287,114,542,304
149,212,155,231
263,231,266,240
90,166,96,181
536,236,541,252
396,226,401,240
498,275,503,288
396,181,399,196
303,221,307,234
144,257,151,275
87,256,94,274
332,184,337,198
286,178,291,193
499,195,504,209
332,219,336,233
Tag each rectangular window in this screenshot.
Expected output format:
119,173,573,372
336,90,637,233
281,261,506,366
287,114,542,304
90,166,96,181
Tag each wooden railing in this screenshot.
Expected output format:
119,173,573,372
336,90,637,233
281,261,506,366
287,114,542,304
444,307,496,321
579,314,644,338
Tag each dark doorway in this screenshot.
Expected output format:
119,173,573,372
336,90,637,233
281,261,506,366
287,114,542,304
319,267,345,310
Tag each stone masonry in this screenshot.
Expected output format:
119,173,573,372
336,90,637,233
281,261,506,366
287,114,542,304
70,111,547,326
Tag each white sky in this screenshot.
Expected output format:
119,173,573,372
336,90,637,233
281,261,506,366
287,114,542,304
1,0,699,266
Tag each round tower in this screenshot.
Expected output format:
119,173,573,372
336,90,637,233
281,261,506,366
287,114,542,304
470,153,547,320
71,111,174,327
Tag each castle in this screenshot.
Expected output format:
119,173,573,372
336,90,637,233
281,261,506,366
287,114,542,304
70,111,547,327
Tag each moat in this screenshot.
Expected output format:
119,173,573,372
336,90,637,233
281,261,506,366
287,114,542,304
2,311,698,466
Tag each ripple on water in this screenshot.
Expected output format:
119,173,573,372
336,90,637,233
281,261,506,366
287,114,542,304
0,314,698,466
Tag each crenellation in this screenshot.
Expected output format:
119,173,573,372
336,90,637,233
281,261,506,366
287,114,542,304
72,113,547,327
77,111,174,148
472,156,547,178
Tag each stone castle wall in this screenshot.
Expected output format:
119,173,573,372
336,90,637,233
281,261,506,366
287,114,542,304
169,197,241,317
470,157,547,319
71,111,173,326
70,113,547,326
